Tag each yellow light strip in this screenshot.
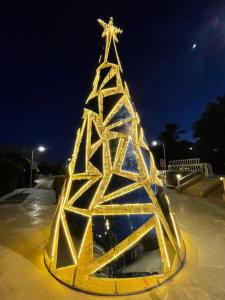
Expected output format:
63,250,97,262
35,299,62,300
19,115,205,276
157,210,177,250
138,145,150,176
106,117,133,131
64,206,91,217
45,17,185,295
103,94,125,125
50,214,60,261
156,214,171,269
77,217,91,258
99,68,117,91
51,171,74,260
61,214,77,264
67,177,100,207
93,203,154,215
90,217,155,274
170,212,181,248
113,138,126,171
102,182,140,202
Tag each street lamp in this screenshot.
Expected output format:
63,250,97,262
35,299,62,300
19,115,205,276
66,157,71,168
151,140,167,183
38,146,46,152
30,146,46,188
151,140,167,170
152,140,158,147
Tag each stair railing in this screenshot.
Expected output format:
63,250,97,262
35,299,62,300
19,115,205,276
168,158,213,177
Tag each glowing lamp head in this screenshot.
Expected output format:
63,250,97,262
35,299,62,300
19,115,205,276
176,174,182,180
38,146,46,152
105,219,110,231
152,140,158,147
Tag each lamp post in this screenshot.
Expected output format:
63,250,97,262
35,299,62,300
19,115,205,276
151,140,167,182
30,146,46,188
66,157,71,168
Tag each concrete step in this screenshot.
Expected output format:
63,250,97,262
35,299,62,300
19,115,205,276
183,177,222,197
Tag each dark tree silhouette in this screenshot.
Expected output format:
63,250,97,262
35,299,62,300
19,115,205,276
193,95,225,172
151,122,190,167
193,96,225,151
158,122,186,144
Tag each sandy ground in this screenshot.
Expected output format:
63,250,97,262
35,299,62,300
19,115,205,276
0,187,225,300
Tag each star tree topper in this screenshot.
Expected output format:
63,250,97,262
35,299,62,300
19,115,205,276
97,17,123,68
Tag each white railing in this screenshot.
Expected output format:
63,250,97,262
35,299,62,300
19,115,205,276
168,158,213,177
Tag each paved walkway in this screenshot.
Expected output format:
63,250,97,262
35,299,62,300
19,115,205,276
0,188,225,299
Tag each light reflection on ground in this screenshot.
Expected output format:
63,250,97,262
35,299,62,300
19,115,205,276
0,187,225,299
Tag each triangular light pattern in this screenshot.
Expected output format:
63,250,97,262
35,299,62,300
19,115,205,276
107,105,131,126
45,17,185,295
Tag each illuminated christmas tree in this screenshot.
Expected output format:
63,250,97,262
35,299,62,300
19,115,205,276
44,17,185,295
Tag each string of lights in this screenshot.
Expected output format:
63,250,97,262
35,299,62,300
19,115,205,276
44,17,185,295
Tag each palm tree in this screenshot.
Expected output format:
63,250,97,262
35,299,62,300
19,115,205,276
193,96,225,167
158,123,186,144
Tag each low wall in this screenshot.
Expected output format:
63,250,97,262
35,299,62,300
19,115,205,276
221,177,225,201
166,170,195,186
0,160,23,196
52,175,66,203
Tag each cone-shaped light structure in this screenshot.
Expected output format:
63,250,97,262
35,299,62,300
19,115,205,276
44,17,185,295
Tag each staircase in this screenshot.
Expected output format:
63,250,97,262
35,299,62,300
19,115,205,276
182,177,222,197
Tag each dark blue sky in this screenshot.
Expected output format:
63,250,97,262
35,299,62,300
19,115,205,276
0,1,225,162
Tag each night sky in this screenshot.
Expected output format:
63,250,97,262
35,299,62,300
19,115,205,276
0,1,225,162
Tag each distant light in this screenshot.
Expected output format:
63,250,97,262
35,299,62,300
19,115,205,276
38,146,46,152
67,158,71,162
192,43,197,49
189,147,193,151
152,140,158,147
176,174,182,179
105,219,110,231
